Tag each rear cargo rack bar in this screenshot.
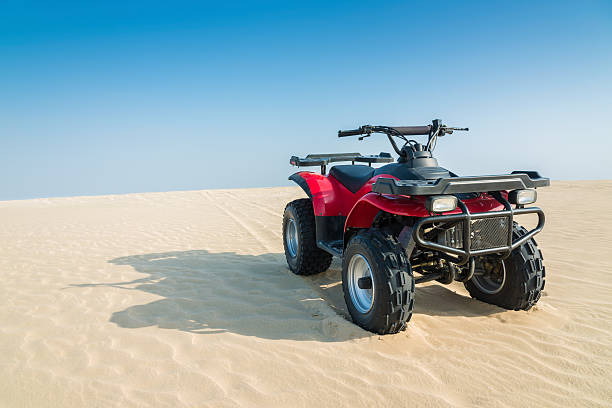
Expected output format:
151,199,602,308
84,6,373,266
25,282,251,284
290,152,393,174
373,172,549,195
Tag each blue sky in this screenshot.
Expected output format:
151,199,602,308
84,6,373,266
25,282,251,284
1,0,611,200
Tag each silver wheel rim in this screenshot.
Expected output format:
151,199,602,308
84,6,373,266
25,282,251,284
285,218,298,258
347,254,375,314
472,258,506,295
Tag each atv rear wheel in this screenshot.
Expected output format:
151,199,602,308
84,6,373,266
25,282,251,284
342,230,414,334
464,224,545,310
283,199,333,275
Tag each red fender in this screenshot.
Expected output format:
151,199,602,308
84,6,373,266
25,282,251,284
345,192,506,230
290,171,395,217
289,171,343,216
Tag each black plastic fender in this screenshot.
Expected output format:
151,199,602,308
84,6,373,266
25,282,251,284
288,173,312,198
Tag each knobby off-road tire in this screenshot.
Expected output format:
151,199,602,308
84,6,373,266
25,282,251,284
283,199,333,275
464,224,545,310
342,230,415,334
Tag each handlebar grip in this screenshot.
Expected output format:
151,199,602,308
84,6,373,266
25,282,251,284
338,128,363,137
391,126,432,135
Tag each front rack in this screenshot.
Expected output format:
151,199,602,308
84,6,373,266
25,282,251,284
373,171,550,195
411,194,545,265
290,152,393,174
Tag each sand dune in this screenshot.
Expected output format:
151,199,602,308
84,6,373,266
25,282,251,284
1,182,611,407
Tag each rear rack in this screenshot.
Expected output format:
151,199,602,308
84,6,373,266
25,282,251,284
373,171,550,195
290,152,393,174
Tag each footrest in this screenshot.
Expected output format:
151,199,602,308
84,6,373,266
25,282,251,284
317,240,343,257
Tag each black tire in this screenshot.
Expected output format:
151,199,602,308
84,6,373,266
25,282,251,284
342,230,415,334
282,199,333,275
464,224,545,310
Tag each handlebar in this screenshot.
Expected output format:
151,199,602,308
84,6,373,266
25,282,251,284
391,126,432,135
337,120,468,155
338,124,468,138
338,125,432,137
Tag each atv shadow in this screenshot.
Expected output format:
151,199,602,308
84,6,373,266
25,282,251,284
71,250,369,342
71,250,502,341
413,284,504,317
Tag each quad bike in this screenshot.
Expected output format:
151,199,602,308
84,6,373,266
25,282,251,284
283,119,549,334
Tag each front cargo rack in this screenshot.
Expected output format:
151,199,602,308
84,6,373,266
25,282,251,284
373,171,550,196
411,197,546,265
290,152,393,174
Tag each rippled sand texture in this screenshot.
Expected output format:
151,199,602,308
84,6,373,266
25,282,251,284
1,181,611,407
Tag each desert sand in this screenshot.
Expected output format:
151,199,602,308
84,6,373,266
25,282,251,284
1,181,611,407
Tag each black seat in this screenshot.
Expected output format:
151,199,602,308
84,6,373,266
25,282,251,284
329,165,375,193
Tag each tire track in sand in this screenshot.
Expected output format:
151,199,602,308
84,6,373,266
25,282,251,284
213,191,283,245
202,191,276,253
221,191,281,219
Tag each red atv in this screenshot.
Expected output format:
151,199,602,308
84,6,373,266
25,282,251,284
283,120,549,334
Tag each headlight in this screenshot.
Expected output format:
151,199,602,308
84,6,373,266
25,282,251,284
509,189,537,205
425,195,458,213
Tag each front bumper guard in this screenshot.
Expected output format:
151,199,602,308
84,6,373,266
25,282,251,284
411,196,545,265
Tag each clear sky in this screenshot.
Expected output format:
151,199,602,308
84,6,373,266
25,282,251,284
1,0,611,200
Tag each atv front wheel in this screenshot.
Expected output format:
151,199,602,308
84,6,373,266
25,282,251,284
464,224,545,310
283,199,333,275
342,230,414,334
